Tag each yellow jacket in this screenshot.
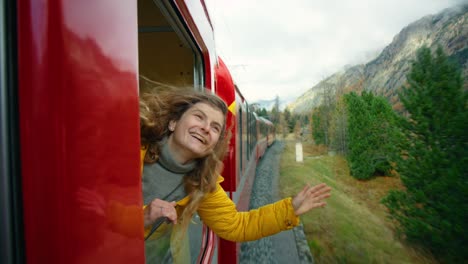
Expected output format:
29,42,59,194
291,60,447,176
141,148,300,242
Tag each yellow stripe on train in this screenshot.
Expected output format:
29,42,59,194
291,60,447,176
228,101,236,115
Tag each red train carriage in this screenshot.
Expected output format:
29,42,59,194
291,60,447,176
254,114,276,159
1,0,275,263
215,57,275,263
258,116,276,148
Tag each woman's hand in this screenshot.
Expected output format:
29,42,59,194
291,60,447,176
292,183,331,216
76,188,106,217
143,199,178,227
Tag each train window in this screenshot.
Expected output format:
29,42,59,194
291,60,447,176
137,1,213,263
137,0,204,93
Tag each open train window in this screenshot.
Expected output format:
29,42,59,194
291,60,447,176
137,1,214,263
138,0,204,92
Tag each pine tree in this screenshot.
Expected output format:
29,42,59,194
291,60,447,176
344,91,398,179
382,46,468,262
311,107,325,145
270,95,280,127
329,97,348,154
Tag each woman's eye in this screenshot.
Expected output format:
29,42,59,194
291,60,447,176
194,114,202,120
212,126,221,133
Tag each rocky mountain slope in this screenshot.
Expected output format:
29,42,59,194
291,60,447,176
289,4,467,114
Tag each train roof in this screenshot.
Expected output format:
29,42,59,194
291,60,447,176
258,116,273,125
252,112,274,125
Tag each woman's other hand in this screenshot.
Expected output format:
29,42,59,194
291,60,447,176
292,183,331,216
143,199,178,227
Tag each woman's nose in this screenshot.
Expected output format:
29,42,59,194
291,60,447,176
200,121,210,133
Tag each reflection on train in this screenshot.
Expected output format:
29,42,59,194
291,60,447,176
0,0,275,264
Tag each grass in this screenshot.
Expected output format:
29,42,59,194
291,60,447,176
279,137,437,264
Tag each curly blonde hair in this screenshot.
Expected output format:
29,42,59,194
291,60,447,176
140,87,231,229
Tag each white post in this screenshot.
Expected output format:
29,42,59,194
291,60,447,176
295,142,303,162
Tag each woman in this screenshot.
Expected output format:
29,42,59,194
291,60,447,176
140,88,331,262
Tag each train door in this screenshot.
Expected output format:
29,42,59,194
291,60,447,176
11,1,143,264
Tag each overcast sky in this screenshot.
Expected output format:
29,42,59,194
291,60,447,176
205,0,466,103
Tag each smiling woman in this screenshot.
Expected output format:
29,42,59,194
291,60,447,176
168,102,225,163
140,88,231,228
139,87,332,263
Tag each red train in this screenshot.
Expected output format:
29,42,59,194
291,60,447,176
0,0,275,263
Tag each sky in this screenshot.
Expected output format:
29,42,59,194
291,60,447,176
205,0,466,103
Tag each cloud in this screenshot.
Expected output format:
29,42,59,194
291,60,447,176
206,0,466,102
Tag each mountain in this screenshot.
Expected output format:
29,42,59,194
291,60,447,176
251,96,296,111
289,4,468,114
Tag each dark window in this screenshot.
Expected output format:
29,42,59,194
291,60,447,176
0,1,25,263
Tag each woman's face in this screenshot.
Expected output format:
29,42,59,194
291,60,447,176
168,102,225,164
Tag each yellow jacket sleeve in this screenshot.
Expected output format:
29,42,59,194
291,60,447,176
197,183,300,242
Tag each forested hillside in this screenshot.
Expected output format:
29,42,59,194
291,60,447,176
289,4,467,114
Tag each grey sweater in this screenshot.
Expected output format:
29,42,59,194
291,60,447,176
142,139,196,205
